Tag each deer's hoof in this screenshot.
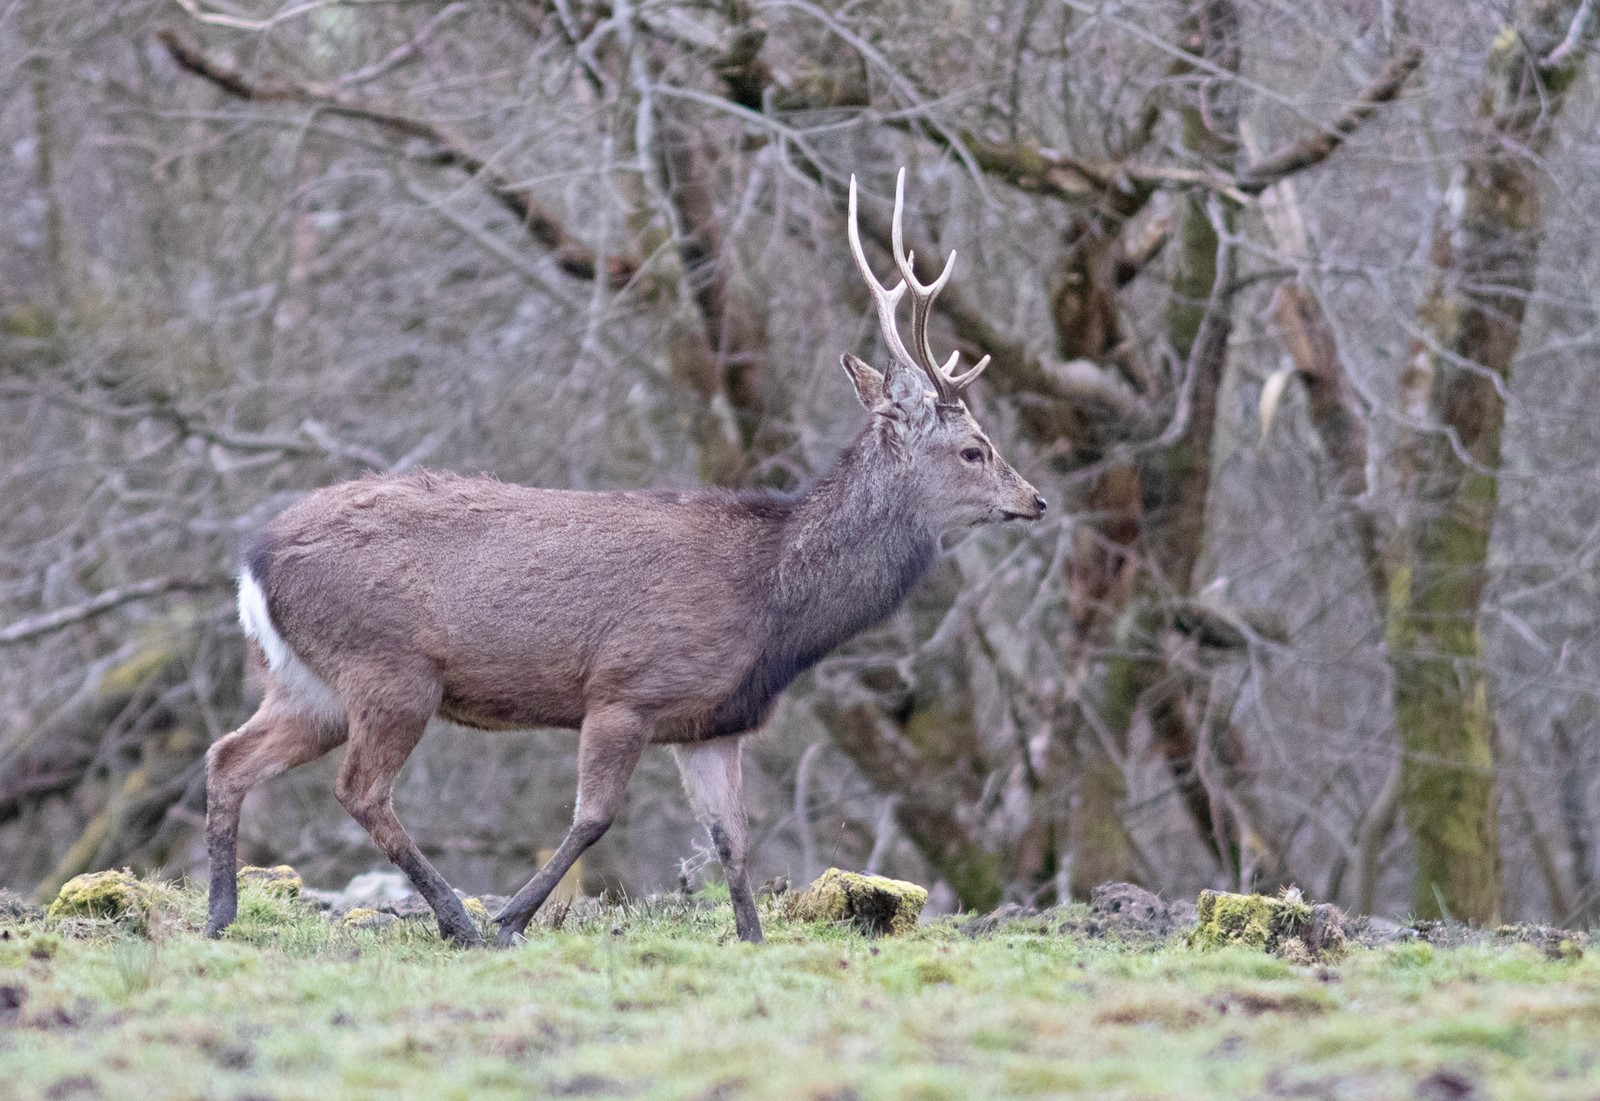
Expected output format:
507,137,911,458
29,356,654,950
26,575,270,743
437,916,484,948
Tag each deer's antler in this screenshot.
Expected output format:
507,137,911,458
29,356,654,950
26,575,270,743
846,168,990,404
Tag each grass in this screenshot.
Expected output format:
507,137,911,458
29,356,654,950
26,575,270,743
3,883,1600,1100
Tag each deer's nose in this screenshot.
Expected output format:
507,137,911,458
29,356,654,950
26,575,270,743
1034,494,1048,514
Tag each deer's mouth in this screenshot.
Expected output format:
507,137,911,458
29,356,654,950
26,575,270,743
999,495,1047,522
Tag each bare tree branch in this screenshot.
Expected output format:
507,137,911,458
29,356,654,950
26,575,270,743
927,46,1422,207
157,29,640,286
1240,46,1423,190
0,577,229,647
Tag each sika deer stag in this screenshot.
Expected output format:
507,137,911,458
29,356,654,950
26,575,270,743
205,169,1045,947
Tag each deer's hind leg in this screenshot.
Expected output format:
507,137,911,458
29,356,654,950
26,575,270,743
674,737,762,943
206,703,346,937
336,674,481,947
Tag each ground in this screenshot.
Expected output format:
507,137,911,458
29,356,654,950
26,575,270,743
1,880,1599,1100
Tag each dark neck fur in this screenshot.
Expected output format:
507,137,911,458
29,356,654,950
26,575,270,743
697,426,935,739
772,428,935,662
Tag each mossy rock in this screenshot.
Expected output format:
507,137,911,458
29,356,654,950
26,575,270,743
341,908,398,930
239,865,303,898
1189,888,1344,962
462,897,491,922
792,868,928,937
46,871,149,926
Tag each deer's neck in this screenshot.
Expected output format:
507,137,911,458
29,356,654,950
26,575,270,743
695,430,933,739
772,431,935,660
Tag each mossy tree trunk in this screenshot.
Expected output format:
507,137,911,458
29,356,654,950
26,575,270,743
1388,0,1589,923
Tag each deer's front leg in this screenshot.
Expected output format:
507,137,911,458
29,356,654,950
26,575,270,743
674,737,762,944
494,705,650,946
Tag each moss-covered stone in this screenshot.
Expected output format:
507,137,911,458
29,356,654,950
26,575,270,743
340,907,397,930
1189,888,1344,962
238,865,302,898
792,868,928,937
462,897,490,922
45,870,148,926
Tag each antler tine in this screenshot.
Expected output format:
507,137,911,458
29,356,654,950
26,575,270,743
949,353,990,393
847,175,918,379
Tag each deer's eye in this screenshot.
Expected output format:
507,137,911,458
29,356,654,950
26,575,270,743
960,447,985,464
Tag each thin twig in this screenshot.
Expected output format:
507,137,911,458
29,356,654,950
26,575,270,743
1543,0,1596,70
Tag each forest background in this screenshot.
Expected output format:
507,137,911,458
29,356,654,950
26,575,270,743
4,0,1599,929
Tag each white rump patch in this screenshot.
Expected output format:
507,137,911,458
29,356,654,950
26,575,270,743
238,569,287,672
238,569,344,722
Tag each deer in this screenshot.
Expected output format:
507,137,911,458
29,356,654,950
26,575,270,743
203,169,1046,948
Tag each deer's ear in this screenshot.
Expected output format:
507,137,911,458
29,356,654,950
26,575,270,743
875,365,937,448
840,352,886,410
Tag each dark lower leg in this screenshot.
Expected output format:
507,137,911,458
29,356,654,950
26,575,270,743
366,803,481,946
710,822,762,944
493,819,608,944
337,782,480,947
673,739,762,944
336,699,481,947
204,711,338,937
205,793,243,937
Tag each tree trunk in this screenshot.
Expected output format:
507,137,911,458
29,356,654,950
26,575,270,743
1388,0,1587,923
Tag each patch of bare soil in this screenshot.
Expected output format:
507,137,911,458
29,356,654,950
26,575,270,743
1204,988,1330,1017
960,882,1198,943
1414,1066,1485,1101
43,1075,102,1100
0,982,23,1022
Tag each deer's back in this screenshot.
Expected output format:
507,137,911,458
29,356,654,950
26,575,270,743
247,472,788,733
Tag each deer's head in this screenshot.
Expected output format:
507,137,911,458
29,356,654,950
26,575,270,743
844,170,1046,530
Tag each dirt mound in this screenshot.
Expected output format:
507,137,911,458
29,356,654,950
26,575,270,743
0,890,43,924
1341,916,1589,957
1087,882,1198,938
